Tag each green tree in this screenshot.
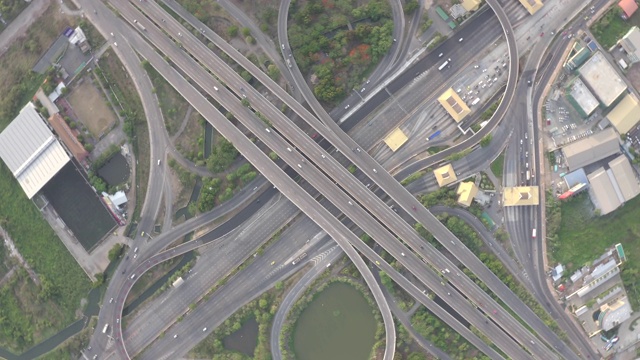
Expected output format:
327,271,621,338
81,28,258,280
227,25,239,37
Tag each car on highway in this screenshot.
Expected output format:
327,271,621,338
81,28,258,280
173,334,178,338
311,133,318,139
412,205,417,211
202,327,207,332
344,104,350,110
270,261,275,265
458,37,463,42
109,298,113,303
438,53,443,57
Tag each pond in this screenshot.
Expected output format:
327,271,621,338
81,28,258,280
293,282,376,360
97,152,130,186
222,316,259,357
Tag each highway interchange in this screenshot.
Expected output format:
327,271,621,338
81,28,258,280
75,0,603,359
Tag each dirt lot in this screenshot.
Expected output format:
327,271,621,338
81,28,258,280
67,77,117,138
230,0,280,38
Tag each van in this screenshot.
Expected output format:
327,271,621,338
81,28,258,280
102,324,109,334
157,160,161,166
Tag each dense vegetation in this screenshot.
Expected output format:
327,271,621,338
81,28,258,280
0,164,91,351
288,0,393,103
197,163,257,212
411,306,487,360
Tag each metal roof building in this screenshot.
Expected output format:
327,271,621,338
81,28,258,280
502,186,540,206
606,93,640,134
518,0,543,15
433,164,457,187
588,167,622,215
609,155,640,201
562,128,620,171
619,26,640,63
438,88,470,123
579,51,628,107
0,103,70,198
456,181,478,207
569,78,599,117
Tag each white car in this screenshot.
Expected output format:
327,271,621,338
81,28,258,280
344,104,350,110
438,53,444,57
458,37,463,42
202,327,207,332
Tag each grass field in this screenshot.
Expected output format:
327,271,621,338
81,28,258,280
175,111,205,164
490,152,504,179
552,193,640,309
0,162,91,352
145,65,189,136
67,78,117,138
554,193,640,271
590,7,640,50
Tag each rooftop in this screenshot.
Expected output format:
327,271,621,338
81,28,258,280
579,51,628,107
383,128,408,152
608,155,640,202
562,128,620,171
437,88,470,123
456,181,478,207
569,78,599,117
619,26,640,63
518,0,543,15
606,93,640,134
0,103,70,198
433,164,457,187
588,167,622,215
460,0,481,12
619,0,639,19
502,186,540,206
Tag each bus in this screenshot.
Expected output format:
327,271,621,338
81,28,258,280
532,229,537,238
102,324,109,334
438,60,449,71
526,171,530,181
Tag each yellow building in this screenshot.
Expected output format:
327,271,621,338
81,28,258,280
518,0,543,15
606,93,640,135
461,0,482,12
457,182,479,207
383,128,409,152
434,164,457,187
503,186,540,206
438,88,470,123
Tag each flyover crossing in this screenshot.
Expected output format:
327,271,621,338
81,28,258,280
112,1,562,358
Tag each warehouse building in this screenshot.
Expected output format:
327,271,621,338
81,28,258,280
587,155,640,215
568,78,599,117
0,103,70,198
618,26,640,63
579,51,627,107
605,93,640,134
562,128,620,171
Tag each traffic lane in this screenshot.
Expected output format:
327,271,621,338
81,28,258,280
119,1,540,358
101,17,395,360
143,5,556,356
127,209,319,355
121,195,294,352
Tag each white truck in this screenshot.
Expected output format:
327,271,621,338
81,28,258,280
102,324,109,334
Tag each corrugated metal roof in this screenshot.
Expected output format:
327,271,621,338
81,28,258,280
606,93,640,134
563,128,620,171
0,103,70,198
588,167,622,215
609,155,640,202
